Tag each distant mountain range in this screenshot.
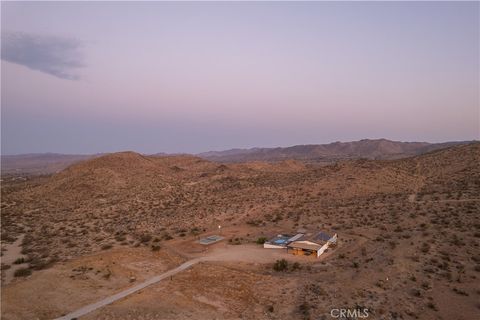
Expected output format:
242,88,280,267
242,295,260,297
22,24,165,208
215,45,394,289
1,139,476,175
197,139,475,163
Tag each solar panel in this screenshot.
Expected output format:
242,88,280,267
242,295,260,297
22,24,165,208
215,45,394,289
198,235,224,245
315,232,331,242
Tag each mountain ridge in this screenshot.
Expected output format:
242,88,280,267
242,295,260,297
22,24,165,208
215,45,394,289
1,139,476,174
197,139,475,162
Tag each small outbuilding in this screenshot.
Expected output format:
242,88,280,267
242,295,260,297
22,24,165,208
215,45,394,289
198,235,224,245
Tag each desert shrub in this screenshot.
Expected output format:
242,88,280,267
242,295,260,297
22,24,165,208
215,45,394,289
151,245,161,251
1,264,11,271
115,235,126,242
307,283,326,295
426,302,437,311
231,237,242,245
420,243,430,253
298,302,310,317
452,287,469,296
103,269,112,280
29,258,53,271
14,268,32,277
361,247,367,256
256,237,267,245
1,233,15,242
452,235,465,247
140,234,152,243
291,262,301,271
13,257,25,264
101,244,113,250
246,219,262,227
410,288,421,297
273,259,288,272
273,213,283,222
421,281,430,290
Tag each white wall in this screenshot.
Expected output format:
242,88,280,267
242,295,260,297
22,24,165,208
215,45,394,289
317,234,338,257
264,243,286,249
317,243,329,257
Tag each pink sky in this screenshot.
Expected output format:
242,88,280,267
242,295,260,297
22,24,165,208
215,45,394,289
1,2,479,154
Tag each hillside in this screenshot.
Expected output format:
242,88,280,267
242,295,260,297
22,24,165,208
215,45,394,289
198,139,473,162
2,142,478,263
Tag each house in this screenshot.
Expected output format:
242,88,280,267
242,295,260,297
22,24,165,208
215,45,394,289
264,231,337,258
288,233,337,257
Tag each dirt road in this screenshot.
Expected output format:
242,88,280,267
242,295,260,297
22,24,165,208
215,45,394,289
54,258,202,320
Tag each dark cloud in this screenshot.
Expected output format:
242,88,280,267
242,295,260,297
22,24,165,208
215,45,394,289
1,31,85,80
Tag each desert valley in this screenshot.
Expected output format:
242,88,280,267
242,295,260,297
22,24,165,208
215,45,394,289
1,140,479,320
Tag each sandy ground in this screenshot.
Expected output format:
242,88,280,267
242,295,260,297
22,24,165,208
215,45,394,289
1,246,184,320
82,261,300,320
1,232,342,320
197,243,317,263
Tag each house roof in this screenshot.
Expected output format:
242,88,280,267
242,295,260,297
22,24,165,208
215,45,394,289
287,233,304,242
287,240,323,251
265,234,291,246
314,232,332,242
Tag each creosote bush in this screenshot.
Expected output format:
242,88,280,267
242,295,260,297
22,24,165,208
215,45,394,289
273,259,289,272
256,237,267,245
14,268,32,277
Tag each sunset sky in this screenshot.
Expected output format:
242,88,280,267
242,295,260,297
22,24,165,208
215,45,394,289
1,1,479,154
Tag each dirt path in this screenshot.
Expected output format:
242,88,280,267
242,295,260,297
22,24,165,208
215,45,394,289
1,234,27,285
54,258,203,320
408,159,426,203
414,198,480,203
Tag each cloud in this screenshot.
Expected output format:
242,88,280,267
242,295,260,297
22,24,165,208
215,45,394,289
1,31,85,80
